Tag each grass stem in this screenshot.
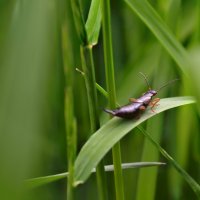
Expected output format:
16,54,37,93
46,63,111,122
101,0,125,199
80,46,108,200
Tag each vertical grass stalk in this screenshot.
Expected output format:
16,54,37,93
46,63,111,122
70,0,108,198
193,0,200,43
62,14,77,199
65,88,77,200
80,46,99,132
80,46,108,200
100,0,125,199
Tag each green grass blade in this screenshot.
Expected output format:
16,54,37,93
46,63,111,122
124,0,191,74
96,83,109,99
101,0,124,199
101,0,124,200
80,46,100,133
76,68,109,99
137,126,200,198
74,96,195,185
80,45,108,200
26,162,165,188
70,0,87,45
25,172,69,189
86,0,101,45
101,0,117,108
62,13,77,200
104,162,165,171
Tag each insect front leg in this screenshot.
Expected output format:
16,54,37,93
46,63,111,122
150,98,160,112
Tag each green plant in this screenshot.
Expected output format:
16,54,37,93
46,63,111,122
1,0,200,200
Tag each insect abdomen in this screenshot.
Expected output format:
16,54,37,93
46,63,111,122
104,103,145,119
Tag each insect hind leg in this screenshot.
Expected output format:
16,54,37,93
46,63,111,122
129,98,143,103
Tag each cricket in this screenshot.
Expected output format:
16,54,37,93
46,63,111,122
104,72,178,119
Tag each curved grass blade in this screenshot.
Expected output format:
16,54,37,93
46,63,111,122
137,126,200,198
85,0,101,45
74,96,195,185
26,162,165,188
25,172,69,189
124,0,191,74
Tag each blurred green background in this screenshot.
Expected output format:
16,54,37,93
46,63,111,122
0,0,200,200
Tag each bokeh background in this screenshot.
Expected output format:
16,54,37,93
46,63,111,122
0,0,200,200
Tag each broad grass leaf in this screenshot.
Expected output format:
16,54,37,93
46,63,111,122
74,96,195,185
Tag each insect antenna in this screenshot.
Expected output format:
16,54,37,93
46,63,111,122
157,78,179,92
139,72,151,90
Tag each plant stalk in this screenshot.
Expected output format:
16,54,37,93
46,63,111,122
62,19,77,200
80,45,108,200
100,0,125,199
